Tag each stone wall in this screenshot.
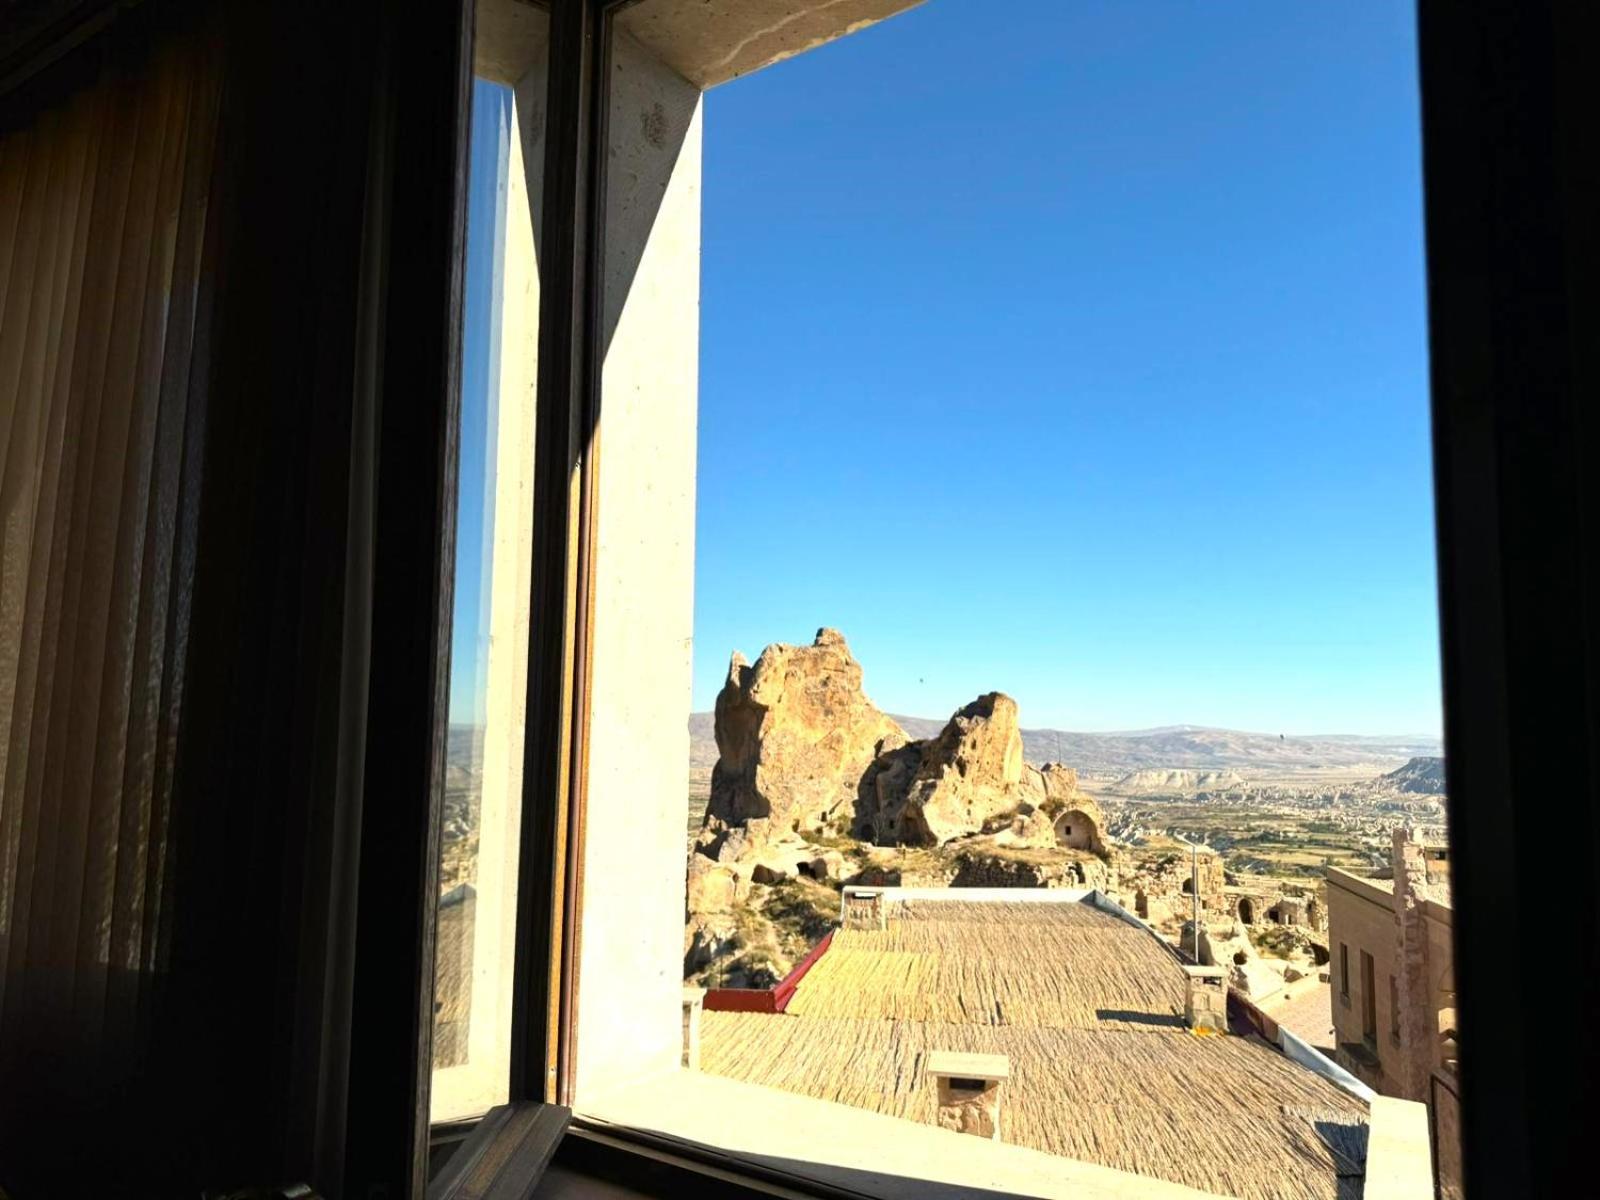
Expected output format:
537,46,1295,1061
1325,835,1456,1116
949,850,1111,891
1327,869,1402,1094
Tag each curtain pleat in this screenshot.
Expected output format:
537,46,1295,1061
0,27,221,1087
2,3,467,1190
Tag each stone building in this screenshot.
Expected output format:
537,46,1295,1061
1227,884,1328,934
1326,828,1460,1197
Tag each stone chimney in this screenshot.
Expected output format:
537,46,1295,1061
926,1051,1009,1141
842,887,886,930
681,986,705,1070
1392,827,1432,1101
1183,964,1228,1034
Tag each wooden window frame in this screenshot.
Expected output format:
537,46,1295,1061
5,0,1598,1197
425,0,619,1190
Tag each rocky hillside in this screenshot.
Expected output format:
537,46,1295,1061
685,629,1109,985
1380,756,1446,794
1107,768,1247,795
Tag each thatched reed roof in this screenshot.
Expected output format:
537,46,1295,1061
700,898,1366,1200
788,900,1187,1030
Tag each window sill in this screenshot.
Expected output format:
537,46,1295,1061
429,1101,570,1200
575,1067,1214,1199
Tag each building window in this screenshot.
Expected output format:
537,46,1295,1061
1390,974,1402,1042
1361,950,1378,1045
1340,943,1350,1002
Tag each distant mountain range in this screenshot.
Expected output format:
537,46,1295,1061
688,713,1440,774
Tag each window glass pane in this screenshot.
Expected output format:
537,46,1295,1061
431,2,549,1120
580,2,1457,1197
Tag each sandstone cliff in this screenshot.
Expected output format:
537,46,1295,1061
695,632,1108,858
682,630,1123,985
859,692,1030,846
698,628,906,860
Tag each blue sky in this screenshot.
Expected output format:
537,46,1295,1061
455,0,1441,736
450,80,510,728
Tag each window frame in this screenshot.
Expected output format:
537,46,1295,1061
3,0,1591,1195
437,0,1600,1196
1360,950,1379,1048
425,0,613,1189
1390,974,1402,1045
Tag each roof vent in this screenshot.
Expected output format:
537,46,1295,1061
1183,964,1228,1034
926,1051,1009,1141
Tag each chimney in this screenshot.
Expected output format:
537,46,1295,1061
842,887,886,930
926,1051,1009,1141
681,986,705,1070
1183,964,1228,1034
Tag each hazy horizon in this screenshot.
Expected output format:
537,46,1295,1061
448,711,1443,742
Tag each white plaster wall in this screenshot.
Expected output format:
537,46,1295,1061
1364,1096,1437,1199
574,32,702,1103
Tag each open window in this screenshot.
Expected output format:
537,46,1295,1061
4,0,1597,1197
507,1,1452,1196
430,4,549,1126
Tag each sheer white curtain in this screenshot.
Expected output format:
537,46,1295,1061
0,28,221,1057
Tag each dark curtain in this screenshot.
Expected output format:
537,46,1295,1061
0,1,471,1196
1420,0,1600,1195
0,4,229,1174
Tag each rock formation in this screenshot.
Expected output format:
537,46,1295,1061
698,628,905,860
683,630,1122,982
1034,762,1080,805
1110,768,1247,795
859,692,1031,846
1380,756,1446,795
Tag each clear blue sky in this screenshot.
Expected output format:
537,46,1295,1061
451,80,511,728
455,0,1442,737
